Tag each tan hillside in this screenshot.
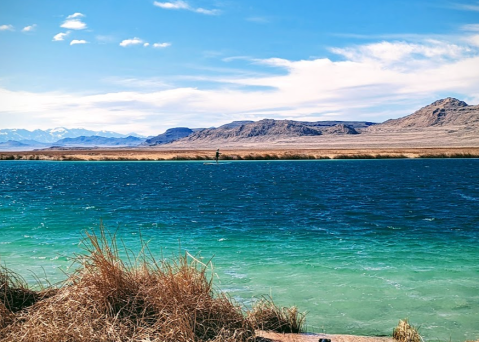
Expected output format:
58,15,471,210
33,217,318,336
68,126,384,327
368,97,479,131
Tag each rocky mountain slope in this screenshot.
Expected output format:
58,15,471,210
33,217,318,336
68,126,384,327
369,97,479,131
153,119,370,145
144,127,194,146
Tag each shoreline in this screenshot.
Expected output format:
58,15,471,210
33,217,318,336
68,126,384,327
257,331,394,342
1,147,479,161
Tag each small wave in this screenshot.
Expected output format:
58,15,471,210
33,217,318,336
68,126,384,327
218,238,227,242
459,193,478,201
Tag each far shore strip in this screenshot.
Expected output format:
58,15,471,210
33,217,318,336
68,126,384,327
1,147,479,161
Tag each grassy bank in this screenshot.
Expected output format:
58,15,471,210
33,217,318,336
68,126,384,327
1,147,479,161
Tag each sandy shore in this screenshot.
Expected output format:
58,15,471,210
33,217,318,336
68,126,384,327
1,146,479,161
257,331,394,342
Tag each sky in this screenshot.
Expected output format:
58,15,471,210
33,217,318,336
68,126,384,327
1,0,479,135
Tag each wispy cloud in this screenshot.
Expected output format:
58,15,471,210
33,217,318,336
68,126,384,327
153,1,220,15
53,31,70,41
452,2,479,11
330,40,472,69
120,37,144,47
22,24,37,32
195,8,220,15
153,42,171,48
0,24,14,31
462,23,479,31
61,13,87,30
70,39,88,45
154,0,189,9
103,77,171,89
2,34,479,135
96,35,115,43
246,17,270,24
67,13,85,19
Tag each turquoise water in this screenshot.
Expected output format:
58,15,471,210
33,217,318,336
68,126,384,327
1,160,478,341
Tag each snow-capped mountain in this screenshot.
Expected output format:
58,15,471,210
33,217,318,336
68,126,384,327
0,128,144,143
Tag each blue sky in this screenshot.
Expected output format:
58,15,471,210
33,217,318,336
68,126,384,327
1,0,479,135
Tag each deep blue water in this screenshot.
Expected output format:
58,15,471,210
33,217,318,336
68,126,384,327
1,159,478,340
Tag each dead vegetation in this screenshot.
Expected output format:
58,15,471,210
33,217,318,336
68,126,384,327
0,228,309,342
247,296,306,334
392,319,422,342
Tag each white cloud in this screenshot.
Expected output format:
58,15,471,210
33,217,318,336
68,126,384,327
329,40,472,70
103,77,170,89
22,24,36,32
468,34,479,47
153,0,220,15
0,24,14,31
120,37,144,47
153,1,189,9
144,42,150,47
67,13,85,19
195,8,220,15
61,15,87,30
53,31,70,41
2,35,479,135
153,42,171,48
70,39,88,45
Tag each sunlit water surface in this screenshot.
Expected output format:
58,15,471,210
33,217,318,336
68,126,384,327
1,160,478,341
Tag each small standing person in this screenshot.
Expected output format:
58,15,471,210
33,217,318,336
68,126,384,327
215,149,221,164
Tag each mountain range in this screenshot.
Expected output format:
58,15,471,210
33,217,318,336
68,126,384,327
1,98,478,150
0,127,143,144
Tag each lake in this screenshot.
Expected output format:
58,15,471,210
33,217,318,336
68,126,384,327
1,159,478,341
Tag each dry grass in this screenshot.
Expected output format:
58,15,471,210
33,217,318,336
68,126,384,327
392,319,421,342
0,302,13,329
0,266,56,314
0,227,256,342
247,296,306,334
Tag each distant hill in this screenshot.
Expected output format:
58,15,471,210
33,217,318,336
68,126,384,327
0,140,48,151
369,97,479,131
0,127,144,143
144,127,194,146
322,123,359,135
0,140,30,148
55,136,144,147
177,119,370,143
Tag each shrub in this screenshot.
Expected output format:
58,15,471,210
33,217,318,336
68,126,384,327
247,296,306,334
1,227,255,342
393,319,421,342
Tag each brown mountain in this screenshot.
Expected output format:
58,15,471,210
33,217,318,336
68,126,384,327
182,119,322,142
369,97,479,131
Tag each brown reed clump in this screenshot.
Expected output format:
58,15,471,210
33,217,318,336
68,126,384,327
247,296,306,334
393,319,421,342
0,265,56,314
0,302,13,330
1,227,255,342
